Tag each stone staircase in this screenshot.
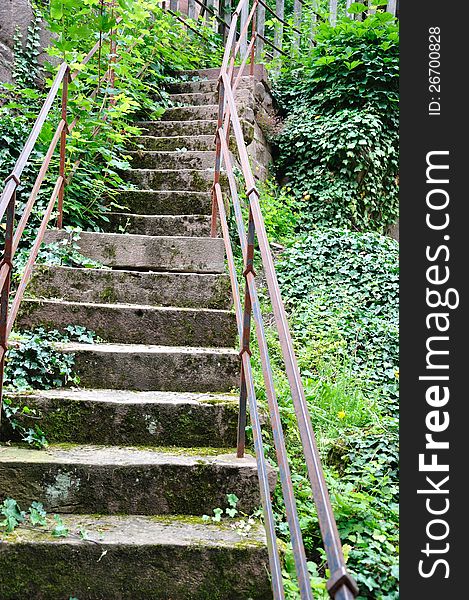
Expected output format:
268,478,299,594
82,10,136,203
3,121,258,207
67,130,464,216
0,71,275,599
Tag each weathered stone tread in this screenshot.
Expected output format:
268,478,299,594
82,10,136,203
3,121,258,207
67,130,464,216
0,514,272,600
0,444,272,515
29,265,231,309
104,212,211,237
18,298,237,347
43,230,225,272
58,342,240,392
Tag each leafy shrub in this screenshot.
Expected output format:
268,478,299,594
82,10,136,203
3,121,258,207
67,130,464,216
1,0,223,238
272,12,399,120
4,326,97,391
277,108,398,232
270,12,399,233
277,228,399,414
2,326,97,448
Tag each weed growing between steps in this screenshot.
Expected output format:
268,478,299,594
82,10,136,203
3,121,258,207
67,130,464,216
2,326,98,448
1,497,71,539
14,229,106,287
202,493,263,539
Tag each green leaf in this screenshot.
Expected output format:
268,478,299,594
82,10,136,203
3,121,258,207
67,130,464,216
0,498,25,532
51,515,69,537
29,502,47,526
227,493,239,508
50,0,64,20
347,3,368,14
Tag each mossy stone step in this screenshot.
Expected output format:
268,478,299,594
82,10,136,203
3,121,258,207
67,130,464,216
127,150,216,170
166,75,253,94
18,299,237,347
161,105,219,121
123,168,226,193
161,103,254,123
59,342,239,392
114,189,212,215
0,444,274,515
137,118,217,137
2,389,239,447
169,86,255,108
104,213,211,237
0,514,272,600
135,119,254,142
131,134,215,151
43,230,225,272
29,266,231,309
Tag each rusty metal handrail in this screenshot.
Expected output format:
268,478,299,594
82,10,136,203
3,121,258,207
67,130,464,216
0,27,114,414
211,1,360,598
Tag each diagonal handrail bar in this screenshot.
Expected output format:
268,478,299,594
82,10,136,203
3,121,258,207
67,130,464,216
211,2,360,598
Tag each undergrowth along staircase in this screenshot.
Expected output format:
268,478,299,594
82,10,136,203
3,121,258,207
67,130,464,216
0,1,359,599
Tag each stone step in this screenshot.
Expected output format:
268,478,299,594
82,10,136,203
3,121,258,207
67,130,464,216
29,266,231,309
2,389,238,447
136,118,255,143
180,65,267,80
161,101,253,123
0,514,272,600
61,342,239,392
43,230,225,272
169,87,254,108
105,213,211,237
133,134,214,151
137,119,217,137
123,168,219,193
170,90,219,106
114,189,212,215
162,105,219,121
18,299,237,347
128,150,216,170
0,444,272,515
167,75,253,94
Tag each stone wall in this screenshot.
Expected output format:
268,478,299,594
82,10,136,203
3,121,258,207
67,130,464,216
0,0,51,84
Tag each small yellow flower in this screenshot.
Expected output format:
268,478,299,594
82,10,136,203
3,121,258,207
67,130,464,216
304,194,311,201
337,411,346,420
394,368,399,380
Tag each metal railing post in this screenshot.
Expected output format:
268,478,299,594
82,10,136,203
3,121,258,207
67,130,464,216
237,204,255,457
274,0,284,58
250,9,257,73
211,76,225,237
57,67,70,229
0,191,16,427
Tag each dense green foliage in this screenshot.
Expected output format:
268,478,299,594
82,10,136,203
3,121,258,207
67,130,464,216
5,326,97,392
0,0,222,235
3,326,97,448
253,223,399,599
253,10,399,596
271,11,399,232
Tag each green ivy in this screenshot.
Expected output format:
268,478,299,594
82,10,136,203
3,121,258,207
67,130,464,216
1,0,223,239
277,108,398,232
262,228,399,598
4,325,97,392
270,12,399,233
